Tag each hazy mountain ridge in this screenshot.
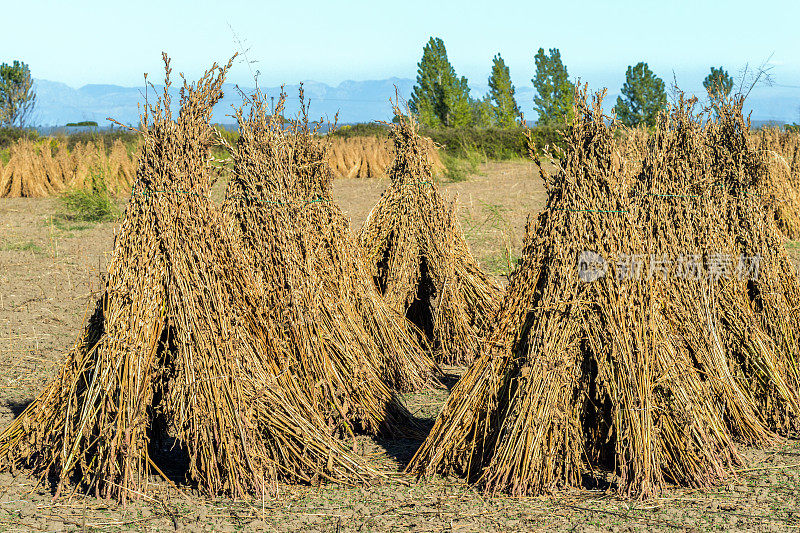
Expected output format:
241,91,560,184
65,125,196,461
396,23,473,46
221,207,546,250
29,78,799,127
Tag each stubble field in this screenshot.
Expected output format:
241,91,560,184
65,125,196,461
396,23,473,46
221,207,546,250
0,161,799,532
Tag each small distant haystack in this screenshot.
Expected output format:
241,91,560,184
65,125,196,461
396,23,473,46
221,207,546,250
0,138,135,198
67,139,136,196
0,139,68,197
222,88,438,424
0,57,381,501
409,88,763,499
328,135,444,179
358,106,502,365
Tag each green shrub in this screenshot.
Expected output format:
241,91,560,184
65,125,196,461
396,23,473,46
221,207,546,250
212,124,239,146
59,166,119,222
60,188,119,222
330,123,390,139
423,125,565,159
65,121,99,127
442,149,483,182
0,127,39,148
63,129,139,152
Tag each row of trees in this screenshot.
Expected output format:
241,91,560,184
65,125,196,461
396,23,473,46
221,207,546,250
409,37,736,129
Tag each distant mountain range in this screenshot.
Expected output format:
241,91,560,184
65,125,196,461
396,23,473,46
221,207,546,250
30,78,799,128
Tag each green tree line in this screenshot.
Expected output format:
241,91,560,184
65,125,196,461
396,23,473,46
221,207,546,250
409,36,744,129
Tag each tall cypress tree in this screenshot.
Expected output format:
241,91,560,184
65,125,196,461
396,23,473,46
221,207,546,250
488,53,519,128
446,74,473,127
703,66,734,97
532,48,574,125
409,37,472,127
614,62,667,127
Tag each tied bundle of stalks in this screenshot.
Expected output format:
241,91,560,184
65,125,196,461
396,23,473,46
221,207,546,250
634,94,798,435
358,105,502,365
0,56,382,502
221,88,438,442
409,87,749,499
0,138,68,197
705,97,800,417
328,135,444,179
754,127,800,239
66,139,136,196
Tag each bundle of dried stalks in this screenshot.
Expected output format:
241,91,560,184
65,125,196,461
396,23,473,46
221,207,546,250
358,107,502,365
633,94,798,434
705,98,800,419
328,135,444,179
221,88,438,444
66,139,137,196
0,139,68,197
0,57,383,501
0,138,135,198
409,88,759,499
754,127,800,239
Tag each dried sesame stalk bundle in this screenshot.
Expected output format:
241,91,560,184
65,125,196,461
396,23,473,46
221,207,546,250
409,87,750,499
753,126,800,239
633,93,798,434
327,135,444,179
0,138,68,197
0,138,135,198
222,88,438,441
705,96,800,419
358,104,503,365
0,57,382,501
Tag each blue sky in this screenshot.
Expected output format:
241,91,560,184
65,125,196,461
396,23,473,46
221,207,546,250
3,0,799,120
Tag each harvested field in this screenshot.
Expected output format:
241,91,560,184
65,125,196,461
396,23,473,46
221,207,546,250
2,159,800,530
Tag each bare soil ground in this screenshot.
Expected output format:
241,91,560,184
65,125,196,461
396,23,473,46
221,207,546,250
0,161,799,531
